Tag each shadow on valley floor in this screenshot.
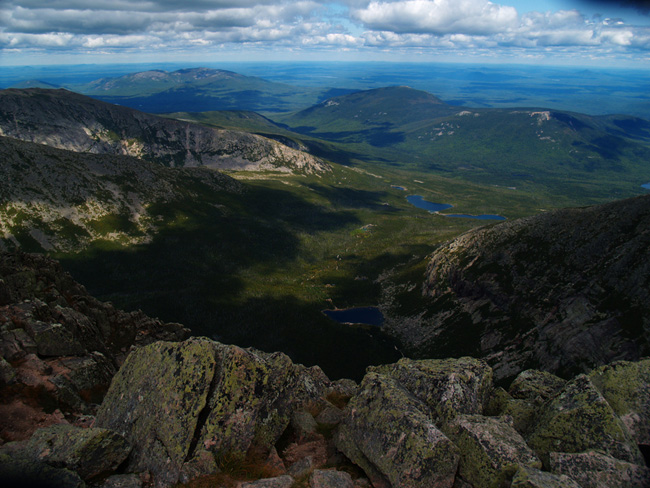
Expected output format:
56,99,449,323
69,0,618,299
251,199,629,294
58,183,401,380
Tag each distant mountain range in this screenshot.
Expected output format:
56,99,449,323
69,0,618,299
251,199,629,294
60,67,354,113
277,86,650,201
0,88,328,173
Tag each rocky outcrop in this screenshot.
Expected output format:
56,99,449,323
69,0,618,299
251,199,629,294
0,135,243,252
384,194,650,382
0,88,328,174
0,251,189,443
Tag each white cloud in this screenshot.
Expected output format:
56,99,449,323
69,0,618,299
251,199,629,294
0,0,649,61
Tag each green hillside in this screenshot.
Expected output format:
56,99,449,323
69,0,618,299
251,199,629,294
276,86,650,204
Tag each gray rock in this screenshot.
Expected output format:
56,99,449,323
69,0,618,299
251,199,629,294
315,405,344,426
179,449,219,484
99,474,143,488
447,414,541,488
550,450,650,488
508,370,566,403
310,469,354,488
510,465,581,488
589,358,650,445
0,447,85,488
335,371,459,488
291,410,319,439
288,455,314,478
24,424,131,481
528,374,644,466
241,475,295,488
370,357,493,422
96,338,219,487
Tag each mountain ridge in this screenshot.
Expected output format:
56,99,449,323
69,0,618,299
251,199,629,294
0,88,329,174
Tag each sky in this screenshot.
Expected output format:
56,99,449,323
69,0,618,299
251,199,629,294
1,0,650,67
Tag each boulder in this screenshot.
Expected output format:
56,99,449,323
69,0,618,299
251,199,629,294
0,446,85,488
179,449,220,484
23,424,131,481
96,338,328,487
241,475,295,488
508,370,566,403
589,358,650,445
510,465,581,488
96,338,218,487
335,372,459,488
447,414,541,488
98,474,143,488
528,374,643,466
370,357,493,422
310,469,354,488
550,450,650,488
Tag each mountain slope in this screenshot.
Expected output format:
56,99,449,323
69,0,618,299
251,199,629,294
0,135,241,252
71,67,352,113
383,194,650,381
277,86,650,201
0,88,328,173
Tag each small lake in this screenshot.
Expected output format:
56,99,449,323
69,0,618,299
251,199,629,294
391,185,406,191
323,307,384,326
407,195,505,220
643,183,650,190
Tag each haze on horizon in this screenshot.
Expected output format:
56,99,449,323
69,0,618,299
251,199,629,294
1,0,650,68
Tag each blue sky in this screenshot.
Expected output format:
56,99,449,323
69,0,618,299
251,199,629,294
1,0,650,67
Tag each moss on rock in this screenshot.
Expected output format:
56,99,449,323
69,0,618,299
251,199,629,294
527,374,643,467
335,372,459,488
589,358,650,445
447,414,541,488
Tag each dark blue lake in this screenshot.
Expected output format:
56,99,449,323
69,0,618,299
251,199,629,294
323,307,384,326
407,195,505,220
391,185,406,191
407,195,452,212
643,183,650,190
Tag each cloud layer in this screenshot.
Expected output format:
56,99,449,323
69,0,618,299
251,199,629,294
1,0,649,62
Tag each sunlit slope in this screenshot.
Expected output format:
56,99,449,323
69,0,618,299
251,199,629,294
277,86,650,202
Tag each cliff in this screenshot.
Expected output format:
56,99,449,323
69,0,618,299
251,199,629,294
1,251,649,488
0,88,329,174
384,194,650,382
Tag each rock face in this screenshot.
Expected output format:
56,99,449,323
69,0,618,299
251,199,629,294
0,88,328,173
95,338,329,487
0,251,189,443
0,135,242,252
384,194,650,381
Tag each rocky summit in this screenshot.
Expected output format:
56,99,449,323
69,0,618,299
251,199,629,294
1,251,650,488
384,193,650,382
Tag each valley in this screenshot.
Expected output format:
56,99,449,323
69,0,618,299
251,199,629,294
1,67,649,381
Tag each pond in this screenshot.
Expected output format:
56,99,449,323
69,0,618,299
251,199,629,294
322,306,384,326
391,185,407,191
643,183,650,190
407,195,505,220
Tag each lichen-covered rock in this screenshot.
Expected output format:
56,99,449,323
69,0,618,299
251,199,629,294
99,474,143,488
196,344,325,457
510,465,581,488
550,450,650,488
508,370,566,403
179,449,220,484
291,410,319,440
22,424,130,481
528,374,643,466
370,357,493,422
335,372,460,488
588,358,650,445
240,475,295,488
315,405,344,426
95,338,328,487
96,338,218,487
0,446,85,488
310,469,354,488
447,414,541,488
